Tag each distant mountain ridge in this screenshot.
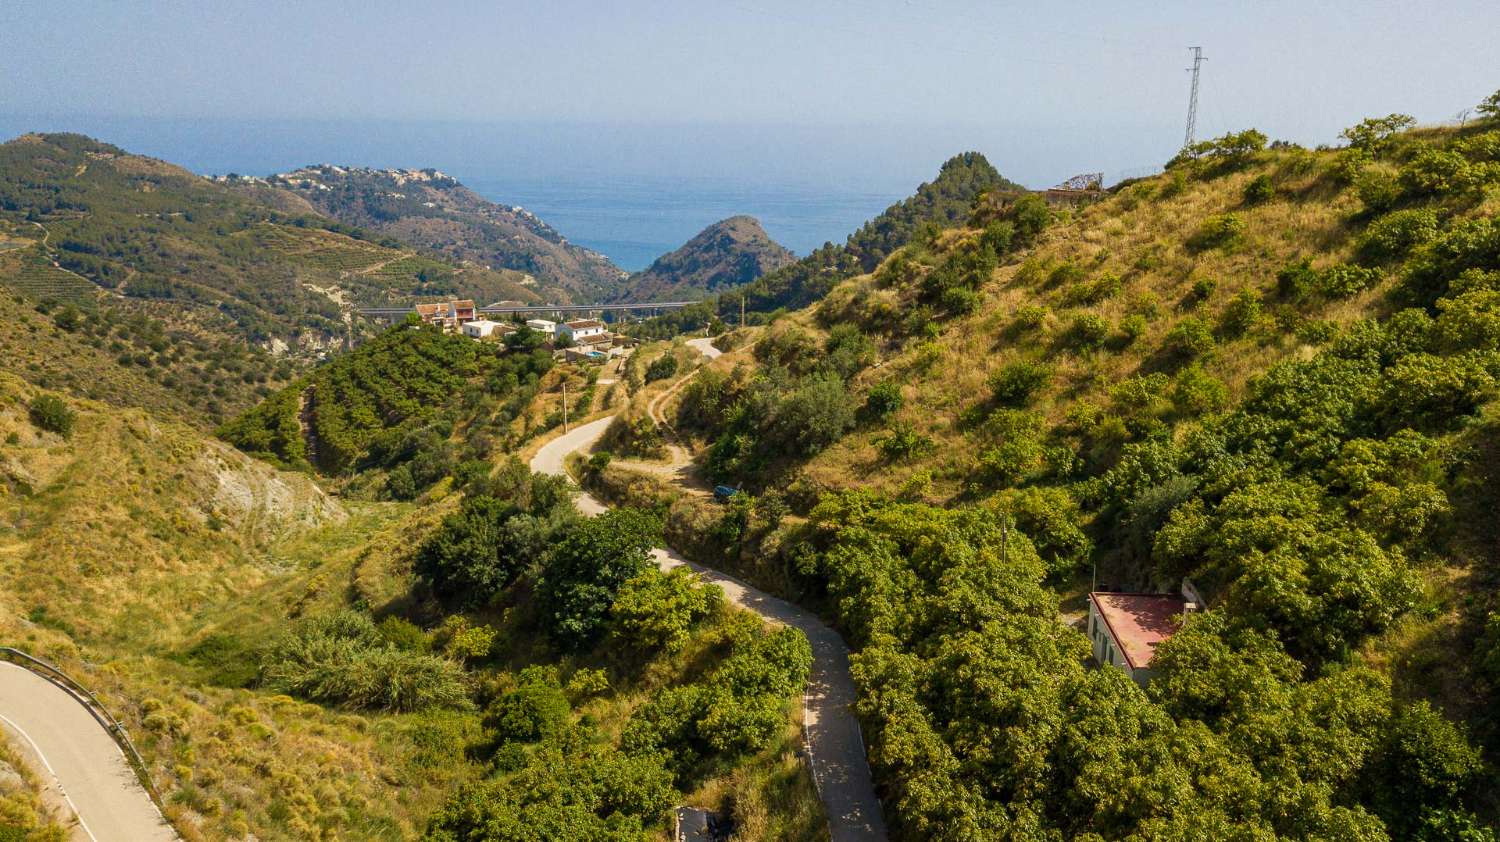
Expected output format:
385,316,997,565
619,215,795,302
254,164,628,302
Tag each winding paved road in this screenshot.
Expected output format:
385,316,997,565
531,336,888,842
0,662,176,841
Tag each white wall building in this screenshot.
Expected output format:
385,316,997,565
525,318,557,335
557,319,607,343
462,319,503,339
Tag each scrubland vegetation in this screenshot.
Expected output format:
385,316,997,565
598,102,1500,840
6,94,1500,841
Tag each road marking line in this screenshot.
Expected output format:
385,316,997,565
0,710,100,842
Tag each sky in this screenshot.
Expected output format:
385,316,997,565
1,0,1496,190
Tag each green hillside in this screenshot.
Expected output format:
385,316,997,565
255,164,626,302
598,110,1500,840
0,133,547,422
632,151,1024,336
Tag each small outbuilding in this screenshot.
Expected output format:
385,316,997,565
525,318,557,335
1087,581,1200,687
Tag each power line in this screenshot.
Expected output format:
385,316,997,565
1183,46,1206,148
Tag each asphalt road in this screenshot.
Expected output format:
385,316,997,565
0,662,176,841
529,347,889,842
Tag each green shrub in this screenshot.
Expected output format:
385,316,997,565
27,395,74,437
416,494,558,607
440,617,497,662
1296,319,1340,345
1164,317,1216,358
875,422,935,462
1400,148,1474,198
1047,261,1086,288
377,616,430,652
260,611,470,712
1340,113,1415,153
939,285,980,315
1067,313,1111,351
1006,194,1053,246
997,486,1092,578
1218,290,1263,337
1277,258,1319,301
1061,272,1122,306
1188,276,1218,305
863,381,903,420
1355,167,1402,213
1013,304,1049,331
1171,365,1228,415
1320,264,1383,298
644,352,678,383
987,360,1052,406
1359,208,1440,263
768,373,858,457
1242,173,1275,204
1362,701,1484,840
1119,314,1149,344
976,410,1045,485
1187,214,1245,251
1169,128,1268,173
822,323,876,380
485,668,571,743
609,567,722,654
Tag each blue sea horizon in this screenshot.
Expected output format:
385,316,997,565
465,175,901,272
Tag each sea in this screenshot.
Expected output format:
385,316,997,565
0,115,917,272
467,175,902,271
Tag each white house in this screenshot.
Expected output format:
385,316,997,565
462,319,504,339
557,319,607,343
525,318,557,335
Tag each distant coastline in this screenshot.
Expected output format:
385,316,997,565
465,175,901,272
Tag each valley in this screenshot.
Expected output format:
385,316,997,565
1,90,1499,842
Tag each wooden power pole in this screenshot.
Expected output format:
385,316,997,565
562,381,569,433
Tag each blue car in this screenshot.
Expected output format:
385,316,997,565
713,485,740,502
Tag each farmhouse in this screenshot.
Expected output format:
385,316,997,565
462,319,504,339
1087,581,1199,687
414,299,476,332
557,319,607,343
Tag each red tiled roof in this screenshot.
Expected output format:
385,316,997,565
564,319,604,329
1090,592,1185,669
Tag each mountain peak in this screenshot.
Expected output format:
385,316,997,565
621,215,796,302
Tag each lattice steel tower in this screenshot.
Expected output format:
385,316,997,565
1183,47,1206,148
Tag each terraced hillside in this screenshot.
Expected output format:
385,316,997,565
219,319,562,499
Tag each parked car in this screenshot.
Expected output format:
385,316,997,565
713,485,740,502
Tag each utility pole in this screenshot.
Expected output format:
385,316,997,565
740,294,746,328
1183,46,1206,149
562,381,569,433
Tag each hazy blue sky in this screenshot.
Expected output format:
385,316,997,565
2,0,1496,189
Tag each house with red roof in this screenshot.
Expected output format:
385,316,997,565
1086,581,1201,687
